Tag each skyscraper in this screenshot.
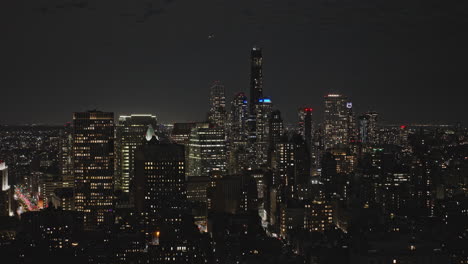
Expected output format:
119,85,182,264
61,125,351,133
298,107,313,152
274,135,311,199
269,109,284,148
228,92,248,143
254,97,273,166
73,111,114,229
188,124,227,177
170,123,196,145
249,47,263,115
323,94,349,150
134,133,186,228
59,122,73,185
0,161,12,216
208,81,227,128
227,92,249,174
359,112,379,145
116,114,158,193
346,102,358,143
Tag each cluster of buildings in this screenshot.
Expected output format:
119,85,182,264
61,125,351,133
0,48,467,263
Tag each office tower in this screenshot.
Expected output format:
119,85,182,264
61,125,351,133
170,123,196,145
134,133,186,229
116,114,157,193
275,140,295,188
39,173,66,208
398,125,409,147
73,111,114,229
0,161,12,216
323,94,349,150
269,109,284,148
186,176,211,231
298,107,314,162
59,122,73,185
298,107,313,146
304,200,333,232
254,97,273,166
188,124,227,177
228,92,249,143
51,187,74,211
18,207,84,252
208,81,227,128
210,174,258,214
346,102,358,142
249,47,263,115
227,92,249,174
330,149,356,175
274,134,311,199
134,136,204,264
358,111,379,145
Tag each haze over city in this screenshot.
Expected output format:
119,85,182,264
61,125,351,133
2,0,467,125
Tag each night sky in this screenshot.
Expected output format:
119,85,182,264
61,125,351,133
2,0,468,125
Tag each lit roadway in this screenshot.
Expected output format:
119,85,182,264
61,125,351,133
14,186,38,212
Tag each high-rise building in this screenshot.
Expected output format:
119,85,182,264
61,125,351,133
359,112,378,145
228,92,248,143
346,102,358,143
51,187,74,211
59,122,73,185
227,92,249,174
274,135,311,199
249,47,263,115
298,107,313,152
269,110,284,149
116,114,158,193
323,94,349,150
0,161,12,216
254,97,273,166
210,174,258,214
186,176,210,231
73,111,114,229
188,124,227,177
170,123,196,145
208,81,227,128
304,200,333,233
134,133,186,229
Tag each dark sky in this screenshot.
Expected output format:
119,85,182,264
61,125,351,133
2,0,468,125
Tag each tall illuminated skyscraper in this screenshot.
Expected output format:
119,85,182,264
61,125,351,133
116,114,157,193
255,97,273,166
188,124,226,177
249,47,263,115
0,161,12,216
269,109,284,148
208,81,226,128
323,94,349,150
73,111,114,229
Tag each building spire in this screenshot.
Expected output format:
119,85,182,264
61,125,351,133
145,124,158,142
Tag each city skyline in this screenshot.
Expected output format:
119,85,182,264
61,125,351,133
2,0,468,125
1,1,468,263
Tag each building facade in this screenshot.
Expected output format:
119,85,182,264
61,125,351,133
73,111,114,229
